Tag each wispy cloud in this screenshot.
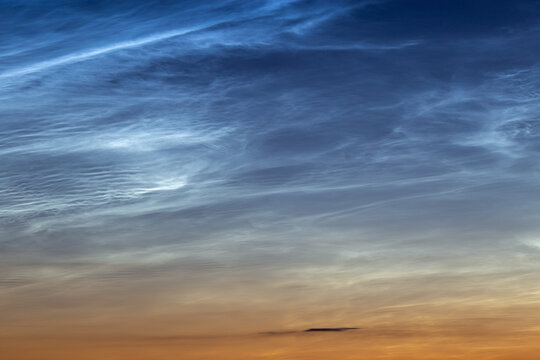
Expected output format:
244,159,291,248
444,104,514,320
2,2,540,358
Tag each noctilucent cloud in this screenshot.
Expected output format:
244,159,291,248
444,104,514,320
2,1,540,359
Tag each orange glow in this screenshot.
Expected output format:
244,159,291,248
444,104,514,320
3,330,540,360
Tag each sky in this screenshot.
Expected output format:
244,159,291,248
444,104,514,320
2,1,540,359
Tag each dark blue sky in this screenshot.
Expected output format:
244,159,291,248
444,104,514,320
2,0,540,347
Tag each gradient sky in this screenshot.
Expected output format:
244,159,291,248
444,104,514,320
2,1,540,359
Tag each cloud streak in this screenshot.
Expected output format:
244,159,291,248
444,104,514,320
0,27,205,79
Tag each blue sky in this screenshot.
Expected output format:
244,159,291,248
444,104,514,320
2,0,540,348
